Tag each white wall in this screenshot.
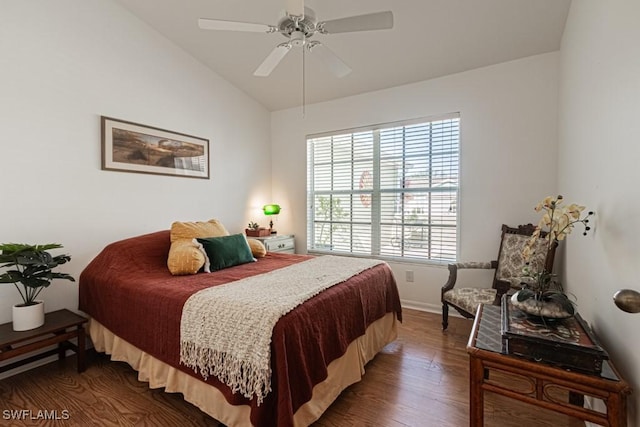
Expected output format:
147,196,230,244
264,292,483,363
0,0,271,323
272,52,560,312
559,0,640,424
3,0,635,420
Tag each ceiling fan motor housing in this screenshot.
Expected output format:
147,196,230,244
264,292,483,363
278,7,317,40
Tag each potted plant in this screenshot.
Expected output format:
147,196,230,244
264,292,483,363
245,222,270,237
0,243,75,331
513,195,593,320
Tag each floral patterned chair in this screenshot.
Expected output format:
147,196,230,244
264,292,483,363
441,224,556,330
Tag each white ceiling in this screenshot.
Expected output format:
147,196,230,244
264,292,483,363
114,0,571,111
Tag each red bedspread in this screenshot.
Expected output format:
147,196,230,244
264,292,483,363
79,230,402,426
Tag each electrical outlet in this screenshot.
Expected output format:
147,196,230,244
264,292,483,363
406,270,414,282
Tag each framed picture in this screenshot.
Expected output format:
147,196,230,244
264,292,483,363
101,116,210,179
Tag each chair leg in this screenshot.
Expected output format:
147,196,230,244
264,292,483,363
442,303,449,331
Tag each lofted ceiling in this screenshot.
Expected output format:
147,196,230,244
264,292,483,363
114,0,572,111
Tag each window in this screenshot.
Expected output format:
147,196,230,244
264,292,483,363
307,114,460,263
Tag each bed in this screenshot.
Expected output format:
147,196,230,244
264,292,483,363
78,230,402,426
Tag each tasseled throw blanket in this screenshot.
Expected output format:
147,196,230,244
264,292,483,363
179,255,384,405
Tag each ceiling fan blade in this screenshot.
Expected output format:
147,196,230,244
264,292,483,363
319,11,393,34
307,42,351,78
285,0,305,17
254,44,291,77
198,18,273,33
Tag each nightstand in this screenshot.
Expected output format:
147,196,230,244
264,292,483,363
253,234,295,254
0,309,88,374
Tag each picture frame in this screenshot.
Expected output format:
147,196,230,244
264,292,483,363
101,116,210,179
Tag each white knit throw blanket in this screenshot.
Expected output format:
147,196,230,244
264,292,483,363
179,255,384,405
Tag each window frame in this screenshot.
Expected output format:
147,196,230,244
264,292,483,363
306,113,460,265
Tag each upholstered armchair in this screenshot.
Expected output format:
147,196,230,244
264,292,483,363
441,224,556,330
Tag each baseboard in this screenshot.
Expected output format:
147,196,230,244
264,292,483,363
400,299,463,318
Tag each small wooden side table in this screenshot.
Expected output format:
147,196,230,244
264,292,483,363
467,304,632,427
0,309,88,374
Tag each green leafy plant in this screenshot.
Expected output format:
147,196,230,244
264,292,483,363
0,243,75,306
247,221,260,230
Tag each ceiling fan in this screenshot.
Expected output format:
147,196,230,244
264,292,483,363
198,0,393,78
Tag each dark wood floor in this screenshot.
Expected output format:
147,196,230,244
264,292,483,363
0,309,584,426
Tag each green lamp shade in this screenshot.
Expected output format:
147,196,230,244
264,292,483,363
263,204,281,215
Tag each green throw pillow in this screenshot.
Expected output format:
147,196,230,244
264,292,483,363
196,234,255,272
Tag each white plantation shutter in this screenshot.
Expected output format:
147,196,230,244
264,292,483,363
307,114,460,263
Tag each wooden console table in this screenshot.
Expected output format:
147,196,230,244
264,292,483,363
0,309,88,374
467,304,632,426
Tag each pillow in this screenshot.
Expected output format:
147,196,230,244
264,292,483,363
170,219,229,242
247,238,267,258
197,234,255,272
167,239,206,275
167,218,230,275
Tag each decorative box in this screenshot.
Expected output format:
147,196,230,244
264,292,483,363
245,228,271,237
501,295,608,374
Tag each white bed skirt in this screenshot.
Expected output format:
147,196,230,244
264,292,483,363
89,312,398,427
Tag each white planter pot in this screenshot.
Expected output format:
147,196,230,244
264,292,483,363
12,301,45,331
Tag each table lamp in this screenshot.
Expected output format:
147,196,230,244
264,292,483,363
263,204,281,234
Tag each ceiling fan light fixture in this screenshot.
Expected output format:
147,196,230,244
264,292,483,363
290,31,306,47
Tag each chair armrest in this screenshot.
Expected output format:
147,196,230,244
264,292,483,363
441,261,495,296
494,279,512,299
453,261,493,269
495,276,529,300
